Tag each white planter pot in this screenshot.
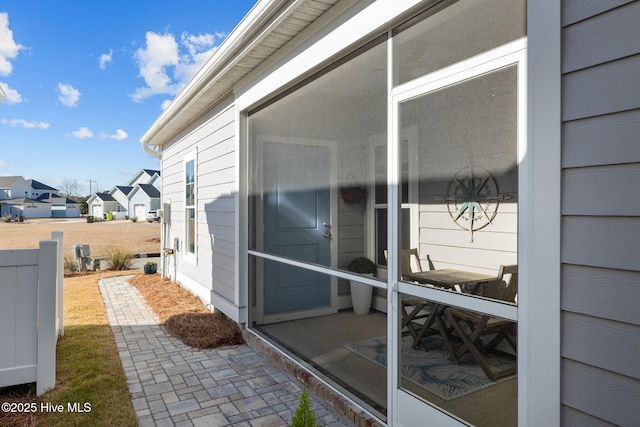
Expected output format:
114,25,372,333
350,273,373,315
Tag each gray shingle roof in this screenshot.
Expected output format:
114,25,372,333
36,193,77,203
26,179,58,191
142,169,161,177
114,186,134,195
0,197,42,204
0,176,22,188
137,184,160,198
94,193,116,202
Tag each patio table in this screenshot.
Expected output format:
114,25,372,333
401,269,496,352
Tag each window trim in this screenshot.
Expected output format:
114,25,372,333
184,150,197,265
519,1,561,425
368,131,419,269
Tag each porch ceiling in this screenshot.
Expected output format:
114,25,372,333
141,0,339,148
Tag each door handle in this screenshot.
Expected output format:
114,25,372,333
323,232,332,240
323,221,331,228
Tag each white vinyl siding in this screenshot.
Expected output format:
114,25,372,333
161,95,238,318
561,1,640,425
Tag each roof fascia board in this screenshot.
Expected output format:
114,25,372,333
233,0,358,101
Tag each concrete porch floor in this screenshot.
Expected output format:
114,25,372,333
257,310,517,427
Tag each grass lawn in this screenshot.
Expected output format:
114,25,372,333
1,269,244,427
0,271,138,427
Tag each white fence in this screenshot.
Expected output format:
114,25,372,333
0,231,64,395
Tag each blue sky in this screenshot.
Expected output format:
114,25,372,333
0,0,256,195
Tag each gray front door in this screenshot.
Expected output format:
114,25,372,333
263,141,331,314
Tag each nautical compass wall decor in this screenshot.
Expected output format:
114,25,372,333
436,165,511,242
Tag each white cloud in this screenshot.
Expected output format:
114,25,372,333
131,30,220,103
0,12,24,77
57,83,81,107
71,127,93,139
0,82,22,104
181,33,215,57
0,160,8,167
101,129,128,141
1,118,49,129
98,49,113,69
131,32,179,102
160,99,172,110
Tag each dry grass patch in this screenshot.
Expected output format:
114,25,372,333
128,274,244,349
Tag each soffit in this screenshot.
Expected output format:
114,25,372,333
142,0,339,147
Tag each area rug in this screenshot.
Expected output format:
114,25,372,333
345,335,516,401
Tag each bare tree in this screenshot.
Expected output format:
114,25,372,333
61,178,81,198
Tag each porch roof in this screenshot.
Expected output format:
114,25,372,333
140,0,339,151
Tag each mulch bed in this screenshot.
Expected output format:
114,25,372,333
0,384,37,427
127,274,244,349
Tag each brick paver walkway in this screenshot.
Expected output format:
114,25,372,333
99,275,347,427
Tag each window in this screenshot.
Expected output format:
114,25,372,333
185,154,196,260
371,138,415,266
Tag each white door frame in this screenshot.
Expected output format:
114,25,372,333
250,134,339,325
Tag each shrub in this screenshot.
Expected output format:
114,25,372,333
291,389,319,427
130,216,138,223
348,256,376,274
64,255,79,272
106,247,134,270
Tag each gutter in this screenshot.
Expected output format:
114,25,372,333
141,141,161,159
139,0,291,148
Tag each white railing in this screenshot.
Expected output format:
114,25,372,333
0,231,64,395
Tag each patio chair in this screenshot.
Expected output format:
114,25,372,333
385,249,437,349
443,265,518,381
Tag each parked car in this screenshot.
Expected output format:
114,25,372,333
146,210,160,222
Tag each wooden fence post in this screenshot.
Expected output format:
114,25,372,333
36,239,58,396
51,231,64,337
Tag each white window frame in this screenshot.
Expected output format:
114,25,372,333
387,3,561,423
389,39,526,427
184,150,197,265
367,131,419,271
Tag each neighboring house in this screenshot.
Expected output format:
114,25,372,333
140,1,639,427
0,176,31,200
86,192,117,219
127,169,160,188
86,169,161,220
36,193,81,218
108,186,133,219
26,179,59,200
0,197,50,218
128,184,160,220
0,176,79,218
